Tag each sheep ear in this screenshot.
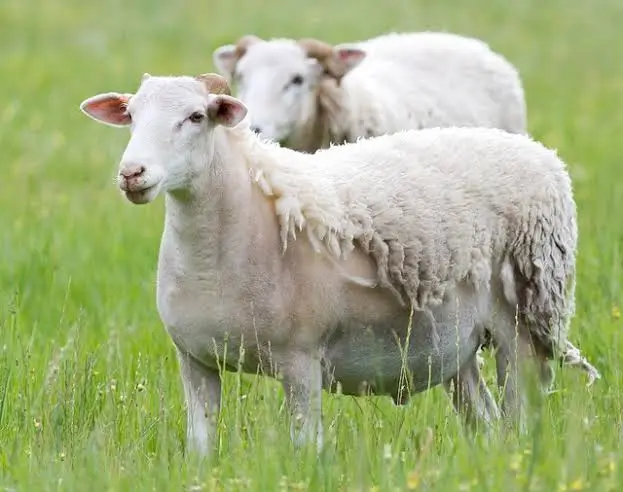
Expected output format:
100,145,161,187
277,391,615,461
212,45,238,81
207,94,247,127
79,92,132,127
332,44,366,77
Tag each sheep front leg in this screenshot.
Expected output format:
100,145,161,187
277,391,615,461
277,351,324,452
177,350,221,457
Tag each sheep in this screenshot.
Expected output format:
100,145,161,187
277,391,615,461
79,73,599,456
211,31,528,153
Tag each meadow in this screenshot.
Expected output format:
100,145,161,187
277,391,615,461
1,0,622,490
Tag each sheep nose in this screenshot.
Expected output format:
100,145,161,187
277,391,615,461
120,164,145,180
250,125,262,135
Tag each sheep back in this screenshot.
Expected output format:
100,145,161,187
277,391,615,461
331,32,527,140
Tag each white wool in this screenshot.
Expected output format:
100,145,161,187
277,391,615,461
228,121,578,354
337,32,527,135
80,74,600,458
214,31,528,153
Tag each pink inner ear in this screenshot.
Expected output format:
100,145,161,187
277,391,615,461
337,48,365,64
219,99,245,126
84,94,131,125
209,96,247,127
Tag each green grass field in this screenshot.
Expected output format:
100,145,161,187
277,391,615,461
1,0,622,490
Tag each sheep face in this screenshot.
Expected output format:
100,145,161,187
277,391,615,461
80,74,247,204
214,40,325,145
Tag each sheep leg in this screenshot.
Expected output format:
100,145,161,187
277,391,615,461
494,329,532,434
444,356,500,431
277,351,324,451
177,350,221,457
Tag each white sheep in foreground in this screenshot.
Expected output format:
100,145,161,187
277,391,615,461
212,31,528,153
79,73,599,456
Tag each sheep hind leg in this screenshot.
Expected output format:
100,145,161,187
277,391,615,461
494,338,528,434
443,355,500,432
489,306,540,434
493,320,558,436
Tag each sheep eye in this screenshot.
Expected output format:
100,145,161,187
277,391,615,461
290,74,304,86
188,112,205,123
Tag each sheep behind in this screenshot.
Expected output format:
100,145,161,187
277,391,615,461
213,31,528,153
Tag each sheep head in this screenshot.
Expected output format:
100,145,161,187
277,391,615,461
210,35,366,149
79,73,248,205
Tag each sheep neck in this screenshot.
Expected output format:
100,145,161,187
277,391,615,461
284,101,328,153
159,129,279,283
316,77,350,147
285,78,348,153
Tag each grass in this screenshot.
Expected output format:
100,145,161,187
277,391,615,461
0,0,622,489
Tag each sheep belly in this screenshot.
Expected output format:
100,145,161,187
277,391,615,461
321,302,483,397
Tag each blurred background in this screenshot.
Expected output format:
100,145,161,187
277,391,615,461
1,0,622,490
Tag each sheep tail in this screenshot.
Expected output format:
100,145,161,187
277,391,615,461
508,188,600,385
560,340,601,386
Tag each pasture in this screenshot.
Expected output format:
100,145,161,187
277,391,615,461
1,0,622,490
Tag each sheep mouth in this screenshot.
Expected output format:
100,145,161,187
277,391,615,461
124,183,159,205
